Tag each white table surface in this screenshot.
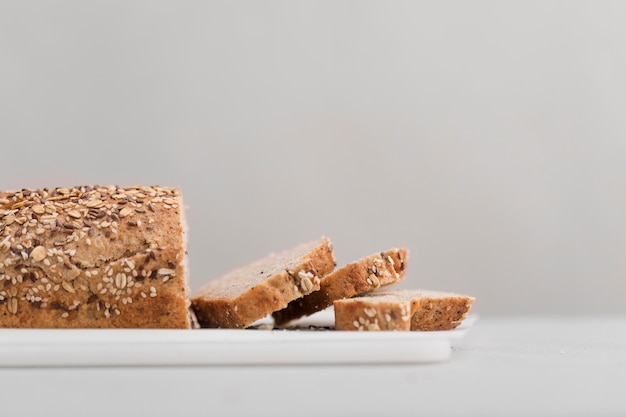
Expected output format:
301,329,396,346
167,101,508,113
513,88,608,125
1,316,625,417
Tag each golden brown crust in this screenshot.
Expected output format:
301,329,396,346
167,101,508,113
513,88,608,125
0,185,190,328
333,290,475,331
191,237,336,329
273,248,408,326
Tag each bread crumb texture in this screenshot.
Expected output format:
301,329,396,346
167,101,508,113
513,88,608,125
334,290,475,331
191,237,336,329
273,248,409,326
0,185,191,328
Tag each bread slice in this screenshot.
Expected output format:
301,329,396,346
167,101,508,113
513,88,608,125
0,185,191,328
191,237,336,328
334,289,475,331
273,248,408,326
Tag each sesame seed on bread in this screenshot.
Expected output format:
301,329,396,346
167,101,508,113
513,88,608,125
0,185,191,328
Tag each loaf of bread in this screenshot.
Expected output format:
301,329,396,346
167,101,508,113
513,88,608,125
273,248,408,326
334,290,475,331
0,185,191,328
191,237,336,328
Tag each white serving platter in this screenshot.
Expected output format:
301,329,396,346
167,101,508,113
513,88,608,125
0,310,475,367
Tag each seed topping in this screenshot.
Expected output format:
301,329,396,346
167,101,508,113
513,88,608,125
30,246,47,262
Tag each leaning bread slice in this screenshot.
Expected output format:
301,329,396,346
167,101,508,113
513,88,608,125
191,237,336,328
0,185,191,328
334,290,475,331
273,248,408,327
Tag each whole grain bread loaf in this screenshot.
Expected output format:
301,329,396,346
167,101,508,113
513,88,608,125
0,185,191,328
333,289,475,331
273,248,408,327
191,237,336,329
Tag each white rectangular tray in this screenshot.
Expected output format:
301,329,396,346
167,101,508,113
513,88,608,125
0,310,475,367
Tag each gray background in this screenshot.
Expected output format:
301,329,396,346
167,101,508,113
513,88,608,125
1,1,625,315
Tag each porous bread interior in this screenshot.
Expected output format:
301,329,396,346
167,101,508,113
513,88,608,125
273,247,408,326
333,289,475,331
191,237,335,328
194,238,328,299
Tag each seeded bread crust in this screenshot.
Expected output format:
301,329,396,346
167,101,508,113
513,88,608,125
273,248,408,327
333,290,475,331
0,185,191,328
191,237,336,329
